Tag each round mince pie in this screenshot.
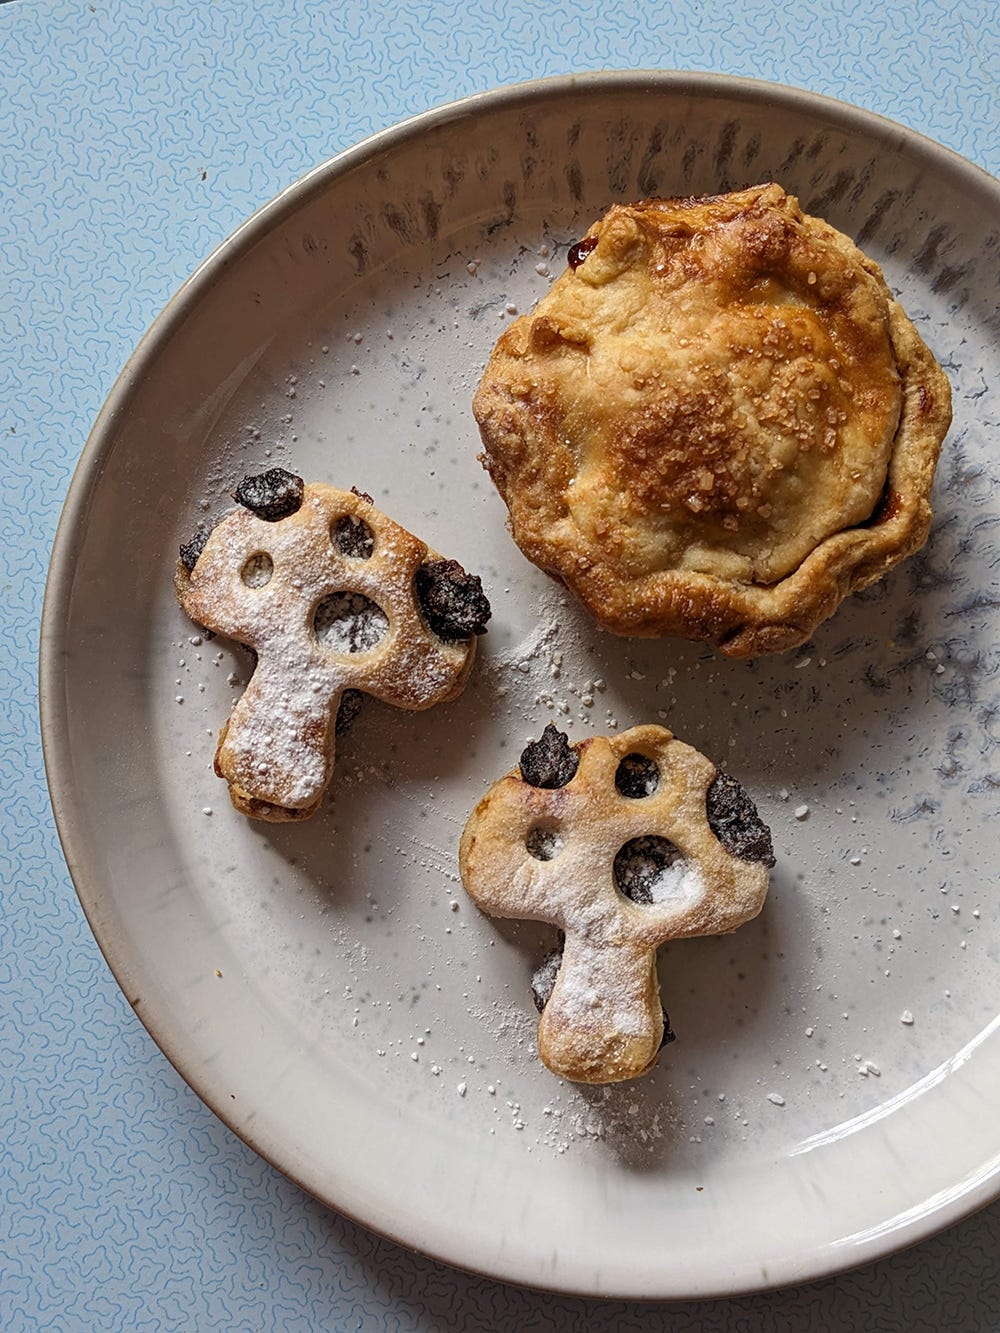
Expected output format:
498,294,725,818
473,184,952,657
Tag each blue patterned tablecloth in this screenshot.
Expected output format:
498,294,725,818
3,2,999,1328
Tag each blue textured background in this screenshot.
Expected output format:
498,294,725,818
3,1,999,1328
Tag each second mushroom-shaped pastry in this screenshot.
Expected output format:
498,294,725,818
176,470,490,821
459,724,774,1084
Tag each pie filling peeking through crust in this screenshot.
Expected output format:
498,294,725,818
473,184,952,657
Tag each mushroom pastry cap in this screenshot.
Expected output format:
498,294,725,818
473,184,951,657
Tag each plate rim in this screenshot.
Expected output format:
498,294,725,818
39,69,1000,1299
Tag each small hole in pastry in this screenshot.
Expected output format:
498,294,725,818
241,552,273,588
526,823,564,861
614,835,689,905
615,753,660,798
314,591,389,653
331,514,375,559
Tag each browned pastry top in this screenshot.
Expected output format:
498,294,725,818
473,184,951,656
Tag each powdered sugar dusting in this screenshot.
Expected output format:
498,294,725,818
177,483,475,811
226,658,336,806
314,592,389,653
463,997,676,1158
646,857,704,904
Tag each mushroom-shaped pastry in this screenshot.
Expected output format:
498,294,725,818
459,724,773,1083
176,471,490,821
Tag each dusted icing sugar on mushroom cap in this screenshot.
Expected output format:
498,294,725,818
459,724,773,1084
175,479,490,821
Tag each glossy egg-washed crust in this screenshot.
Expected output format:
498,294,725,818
473,184,952,657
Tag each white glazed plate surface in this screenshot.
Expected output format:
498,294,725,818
41,73,1000,1298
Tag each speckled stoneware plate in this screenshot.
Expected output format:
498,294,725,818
41,72,1000,1298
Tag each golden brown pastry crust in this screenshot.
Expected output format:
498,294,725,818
459,725,772,1084
473,184,951,656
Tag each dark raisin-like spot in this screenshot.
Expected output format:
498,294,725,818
706,771,776,867
567,234,598,269
614,835,682,905
531,942,564,1013
659,1009,676,1049
332,514,375,558
179,527,210,571
233,468,304,521
520,723,579,789
351,485,374,504
615,753,660,798
415,559,491,641
335,688,363,735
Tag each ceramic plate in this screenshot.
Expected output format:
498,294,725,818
41,73,1000,1298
